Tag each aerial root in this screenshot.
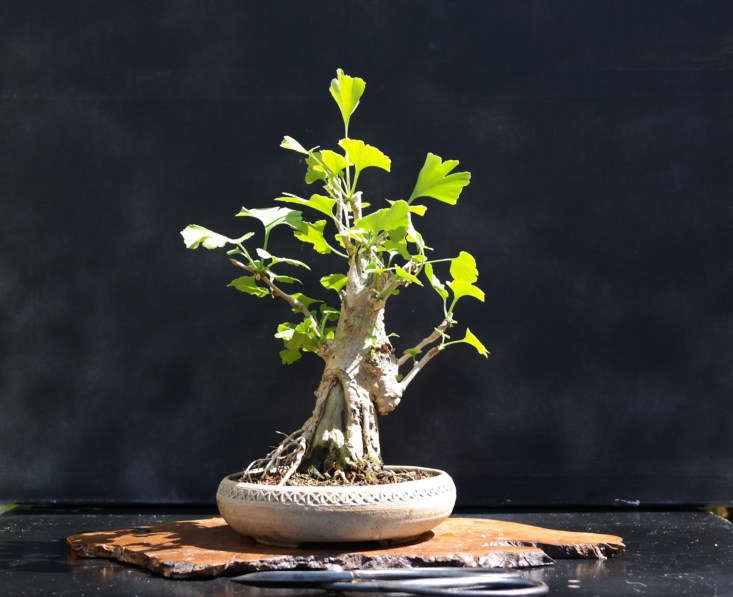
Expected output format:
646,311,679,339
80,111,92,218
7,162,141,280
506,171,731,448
241,428,306,483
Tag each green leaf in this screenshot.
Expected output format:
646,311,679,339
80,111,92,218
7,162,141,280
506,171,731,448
329,69,366,131
383,235,411,261
236,206,303,235
275,194,336,218
275,317,323,366
271,274,301,285
280,135,308,154
409,153,471,205
319,304,341,321
424,262,449,300
448,252,484,305
228,276,270,298
355,199,409,237
388,199,427,216
279,348,302,365
460,328,489,358
355,201,411,259
275,322,297,341
305,150,350,183
450,251,479,283
448,279,485,303
339,138,391,176
290,293,322,312
305,153,327,184
394,265,423,286
320,150,350,174
294,220,332,254
256,248,311,270
320,273,348,293
180,225,254,250
365,259,388,274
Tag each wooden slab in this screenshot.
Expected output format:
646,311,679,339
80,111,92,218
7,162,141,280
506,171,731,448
66,516,624,579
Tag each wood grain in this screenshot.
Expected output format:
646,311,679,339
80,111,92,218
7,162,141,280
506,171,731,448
66,516,624,579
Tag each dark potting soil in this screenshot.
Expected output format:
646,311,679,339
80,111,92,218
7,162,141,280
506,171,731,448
240,468,437,486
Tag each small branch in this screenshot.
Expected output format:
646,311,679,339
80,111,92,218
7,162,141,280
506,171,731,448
229,258,320,334
400,345,443,390
352,191,363,220
398,317,452,366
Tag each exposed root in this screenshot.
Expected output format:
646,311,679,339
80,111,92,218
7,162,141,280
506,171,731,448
241,428,306,483
277,436,307,486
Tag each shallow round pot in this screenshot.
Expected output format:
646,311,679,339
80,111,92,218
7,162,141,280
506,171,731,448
216,465,456,546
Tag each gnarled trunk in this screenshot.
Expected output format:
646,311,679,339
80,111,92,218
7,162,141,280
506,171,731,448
297,255,403,475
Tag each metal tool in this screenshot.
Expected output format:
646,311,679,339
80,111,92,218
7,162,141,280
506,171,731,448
231,567,549,596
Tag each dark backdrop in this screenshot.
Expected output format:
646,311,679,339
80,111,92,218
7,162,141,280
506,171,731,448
2,1,732,506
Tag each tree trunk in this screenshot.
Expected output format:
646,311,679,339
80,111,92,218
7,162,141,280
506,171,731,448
297,255,403,475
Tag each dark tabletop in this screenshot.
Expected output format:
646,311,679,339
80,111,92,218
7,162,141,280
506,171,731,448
1,507,732,596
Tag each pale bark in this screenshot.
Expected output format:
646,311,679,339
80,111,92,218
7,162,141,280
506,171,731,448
241,250,452,479
296,252,404,474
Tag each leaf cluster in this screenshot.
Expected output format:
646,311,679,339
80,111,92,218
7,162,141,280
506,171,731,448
181,69,488,364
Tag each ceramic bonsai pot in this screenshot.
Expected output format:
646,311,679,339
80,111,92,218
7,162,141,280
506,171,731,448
216,465,456,546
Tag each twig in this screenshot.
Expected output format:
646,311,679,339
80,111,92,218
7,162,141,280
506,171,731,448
399,345,443,390
229,258,320,334
397,318,452,366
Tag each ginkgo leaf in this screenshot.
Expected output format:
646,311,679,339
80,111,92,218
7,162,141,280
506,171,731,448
460,328,489,358
271,274,301,284
305,153,327,184
237,206,303,249
450,251,479,283
329,69,366,131
448,279,485,303
339,138,391,176
275,194,336,218
424,262,449,300
236,206,302,235
256,248,311,270
448,253,484,306
294,220,331,254
275,317,323,365
409,153,471,205
319,303,340,321
355,200,409,236
304,149,349,183
394,265,423,286
228,276,270,297
279,347,302,365
290,293,322,313
388,199,427,216
320,273,348,293
319,150,350,174
180,225,254,250
280,135,308,154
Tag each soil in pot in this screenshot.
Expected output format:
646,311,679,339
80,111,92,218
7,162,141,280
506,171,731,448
239,467,437,487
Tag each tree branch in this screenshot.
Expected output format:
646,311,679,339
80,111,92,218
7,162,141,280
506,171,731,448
229,258,320,334
399,345,443,390
397,317,452,367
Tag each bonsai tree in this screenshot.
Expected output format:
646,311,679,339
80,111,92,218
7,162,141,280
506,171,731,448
181,70,488,485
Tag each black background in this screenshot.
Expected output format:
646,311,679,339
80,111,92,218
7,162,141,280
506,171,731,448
2,1,732,506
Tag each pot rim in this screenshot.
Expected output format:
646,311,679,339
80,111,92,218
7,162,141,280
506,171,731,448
220,464,450,493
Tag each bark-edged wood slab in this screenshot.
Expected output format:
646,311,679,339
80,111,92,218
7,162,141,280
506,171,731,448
66,516,624,579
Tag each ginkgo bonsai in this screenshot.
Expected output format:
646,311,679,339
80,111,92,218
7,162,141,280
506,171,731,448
181,69,488,486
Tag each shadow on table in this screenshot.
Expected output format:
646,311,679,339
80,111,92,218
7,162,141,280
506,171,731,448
68,518,434,557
